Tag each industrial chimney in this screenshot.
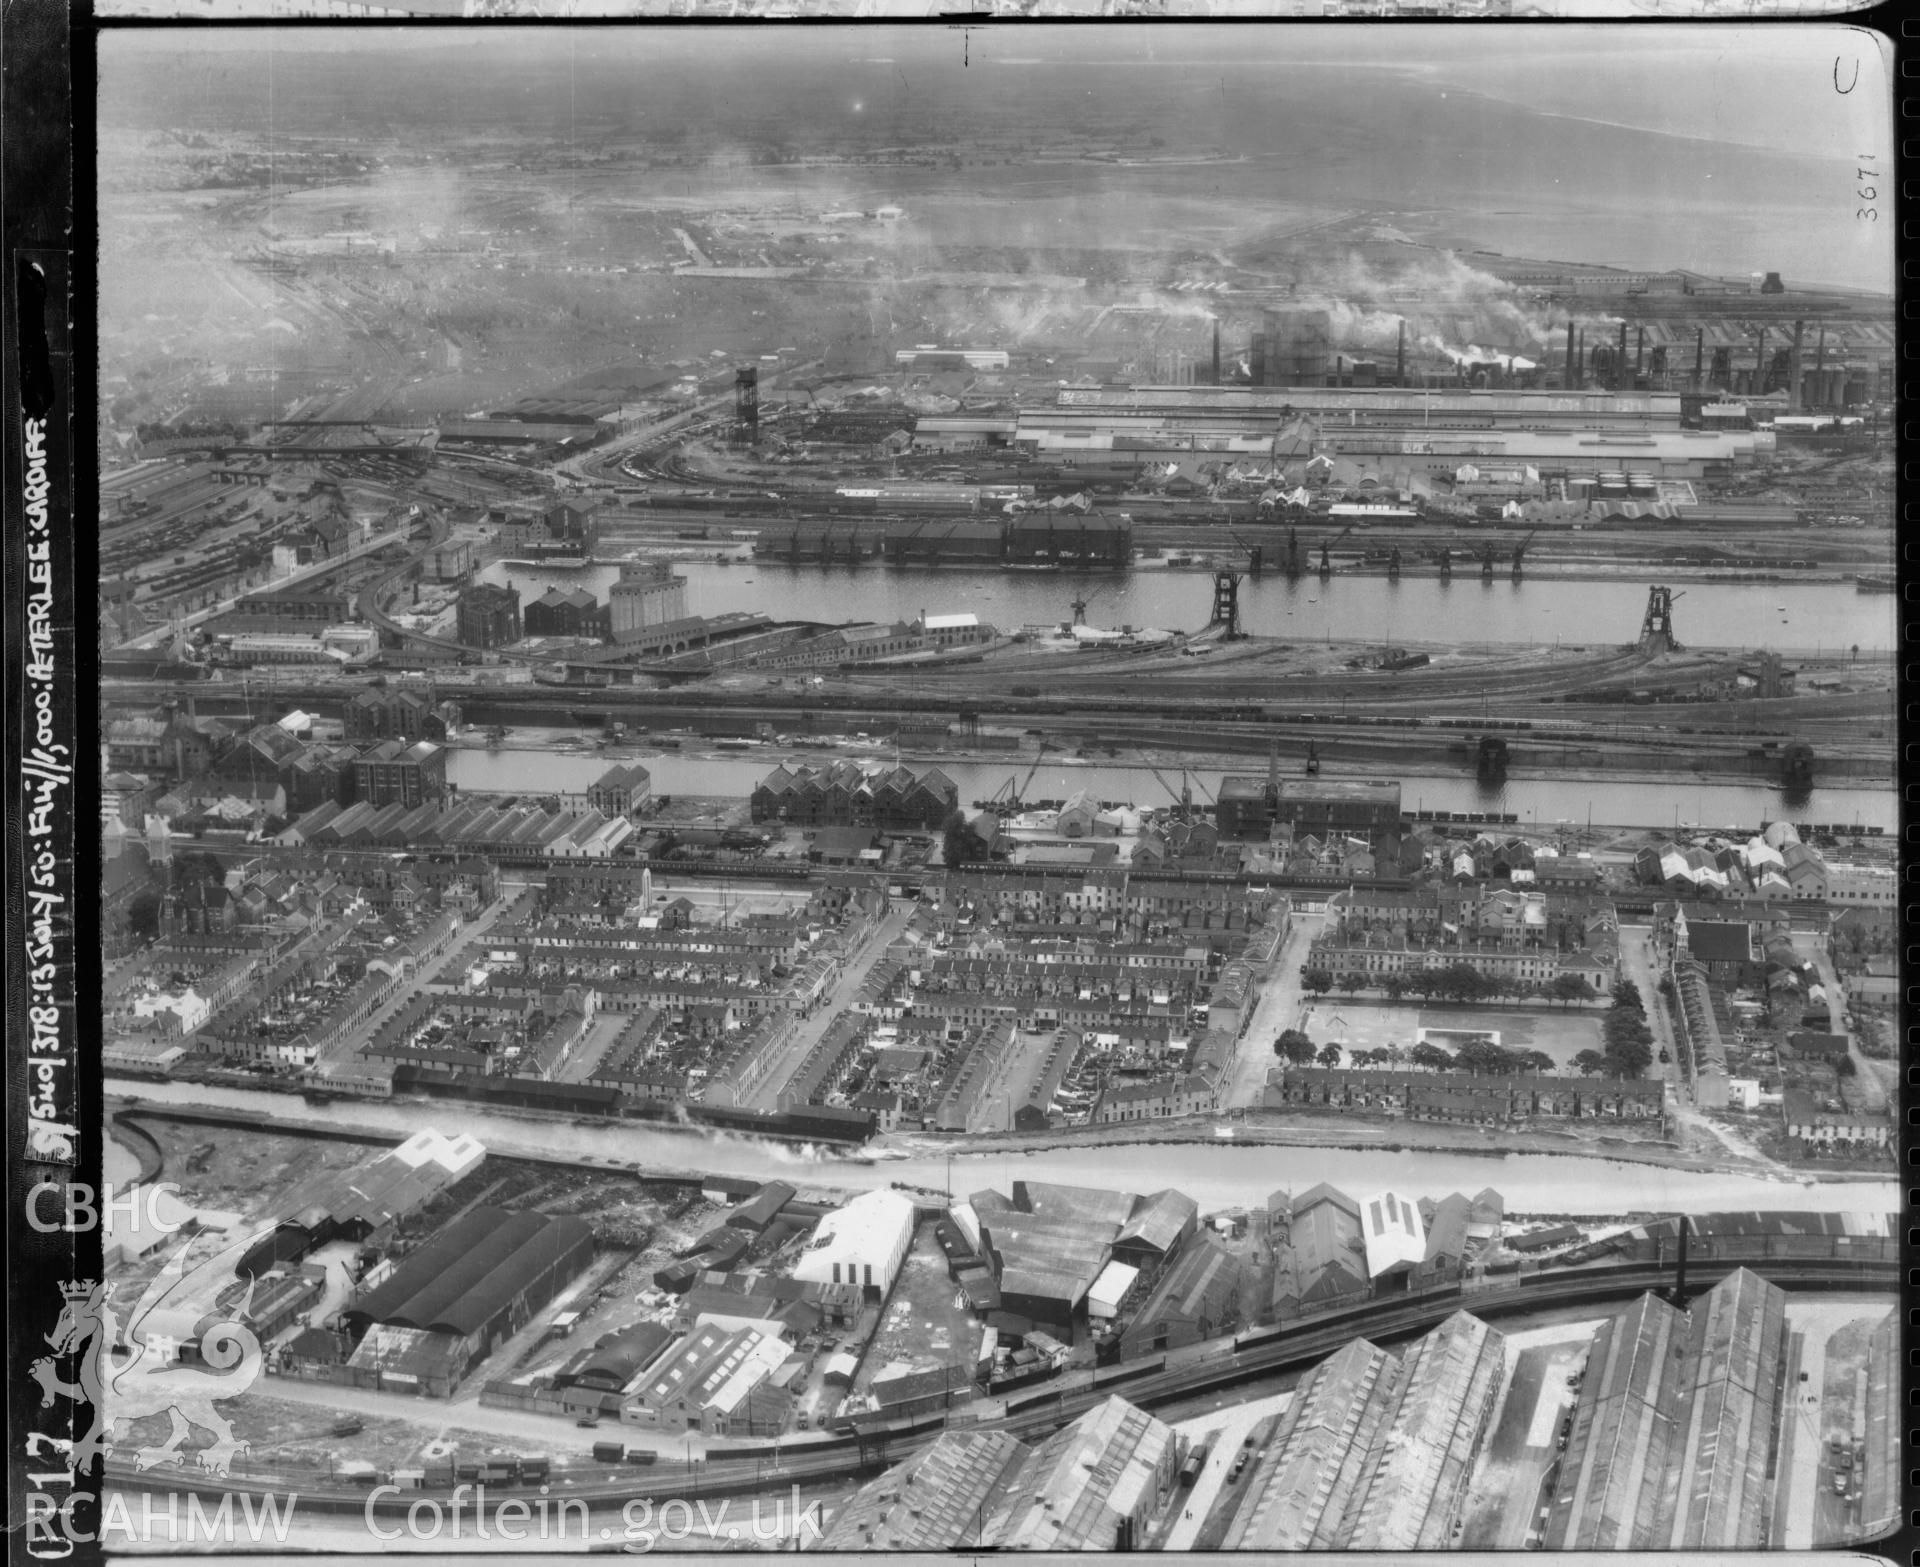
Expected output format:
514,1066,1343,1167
1754,326,1767,396
1396,319,1407,387
1694,327,1704,389
1787,319,1805,411
1565,320,1576,390
1616,322,1628,390
1212,317,1221,386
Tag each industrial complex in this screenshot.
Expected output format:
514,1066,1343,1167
83,25,1900,1561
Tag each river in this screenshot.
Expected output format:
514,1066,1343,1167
481,561,1898,657
105,1081,1894,1220
446,748,1895,833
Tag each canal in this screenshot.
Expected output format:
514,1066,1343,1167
480,559,1898,655
106,1082,1897,1221
445,748,1897,833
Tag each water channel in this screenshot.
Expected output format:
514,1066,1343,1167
106,1080,1896,1220
481,559,1898,656
446,748,1895,833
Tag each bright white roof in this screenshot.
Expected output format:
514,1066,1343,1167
1088,1260,1140,1314
1360,1190,1426,1278
923,612,979,630
706,1328,792,1415
792,1189,916,1284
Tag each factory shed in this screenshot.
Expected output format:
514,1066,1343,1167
1111,1189,1199,1268
1225,1337,1402,1550
238,1127,486,1277
1271,1183,1370,1318
1507,1222,1582,1253
790,1188,916,1299
1013,1180,1137,1231
1418,1192,1474,1275
1359,1190,1427,1284
819,1431,1028,1550
555,1320,677,1395
725,1181,796,1232
985,1395,1180,1550
1116,1229,1242,1359
1339,1310,1507,1550
1087,1260,1141,1321
345,1323,470,1398
345,1205,594,1350
1545,1269,1788,1551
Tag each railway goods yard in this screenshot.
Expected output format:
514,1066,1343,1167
89,29,1900,1560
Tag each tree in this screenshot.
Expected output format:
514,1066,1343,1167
1571,1049,1608,1077
1455,1039,1519,1076
1515,1049,1557,1075
1300,969,1335,997
1834,1054,1857,1079
1438,961,1488,1005
1603,1035,1652,1079
1338,972,1366,997
125,888,164,943
942,810,987,867
1317,1042,1345,1069
1273,1030,1317,1066
1612,977,1644,1015
1381,974,1407,1004
1410,1042,1454,1072
1547,973,1598,1009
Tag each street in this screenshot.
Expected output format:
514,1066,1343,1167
1615,924,1682,1097
738,899,914,1113
1223,912,1324,1110
314,878,534,1080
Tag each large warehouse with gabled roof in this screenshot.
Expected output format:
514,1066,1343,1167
341,1203,594,1396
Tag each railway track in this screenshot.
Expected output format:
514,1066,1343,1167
99,1255,1892,1519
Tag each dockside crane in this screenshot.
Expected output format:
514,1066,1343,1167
1480,540,1499,580
1436,544,1452,579
1284,527,1302,580
1510,529,1540,580
1318,523,1356,579
1386,545,1402,579
991,750,1048,812
1229,531,1266,577
1069,585,1105,628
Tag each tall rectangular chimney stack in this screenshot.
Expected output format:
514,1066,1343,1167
1397,319,1407,386
1212,317,1221,386
1616,321,1628,389
1565,320,1576,389
1813,323,1827,409
1787,318,1805,411
1694,327,1704,389
1755,326,1767,395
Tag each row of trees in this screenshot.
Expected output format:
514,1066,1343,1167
1273,1028,1558,1078
1575,976,1655,1080
1299,963,1598,1009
